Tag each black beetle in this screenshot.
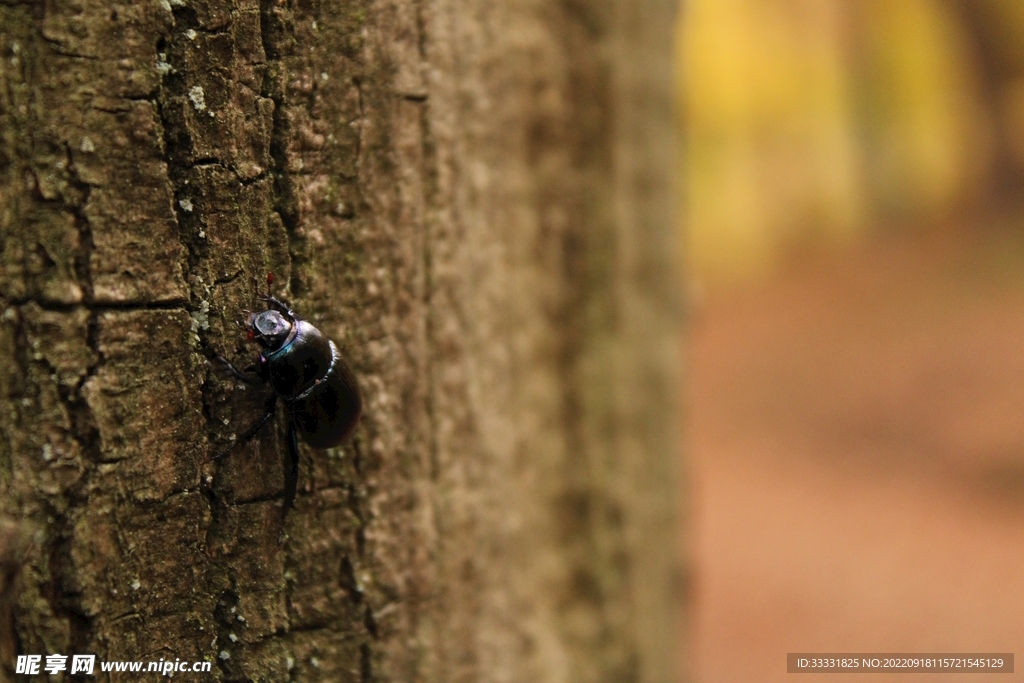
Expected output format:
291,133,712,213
216,273,361,510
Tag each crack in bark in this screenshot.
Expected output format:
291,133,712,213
63,142,94,306
4,300,102,663
258,0,300,300
155,13,202,276
212,587,241,680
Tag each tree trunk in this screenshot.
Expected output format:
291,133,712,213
942,0,1024,207
0,1,681,681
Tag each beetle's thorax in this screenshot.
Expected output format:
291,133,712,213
263,320,333,399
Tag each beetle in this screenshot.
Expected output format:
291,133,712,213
215,273,361,510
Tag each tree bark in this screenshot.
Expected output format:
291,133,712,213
0,1,681,681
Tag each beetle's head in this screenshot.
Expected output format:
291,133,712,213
246,310,294,351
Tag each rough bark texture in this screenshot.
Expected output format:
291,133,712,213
0,1,681,681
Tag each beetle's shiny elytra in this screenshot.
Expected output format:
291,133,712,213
217,273,361,510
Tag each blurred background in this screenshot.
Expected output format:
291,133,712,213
679,1,1024,681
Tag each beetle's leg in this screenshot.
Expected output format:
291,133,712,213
213,394,277,460
216,355,264,385
283,420,300,510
